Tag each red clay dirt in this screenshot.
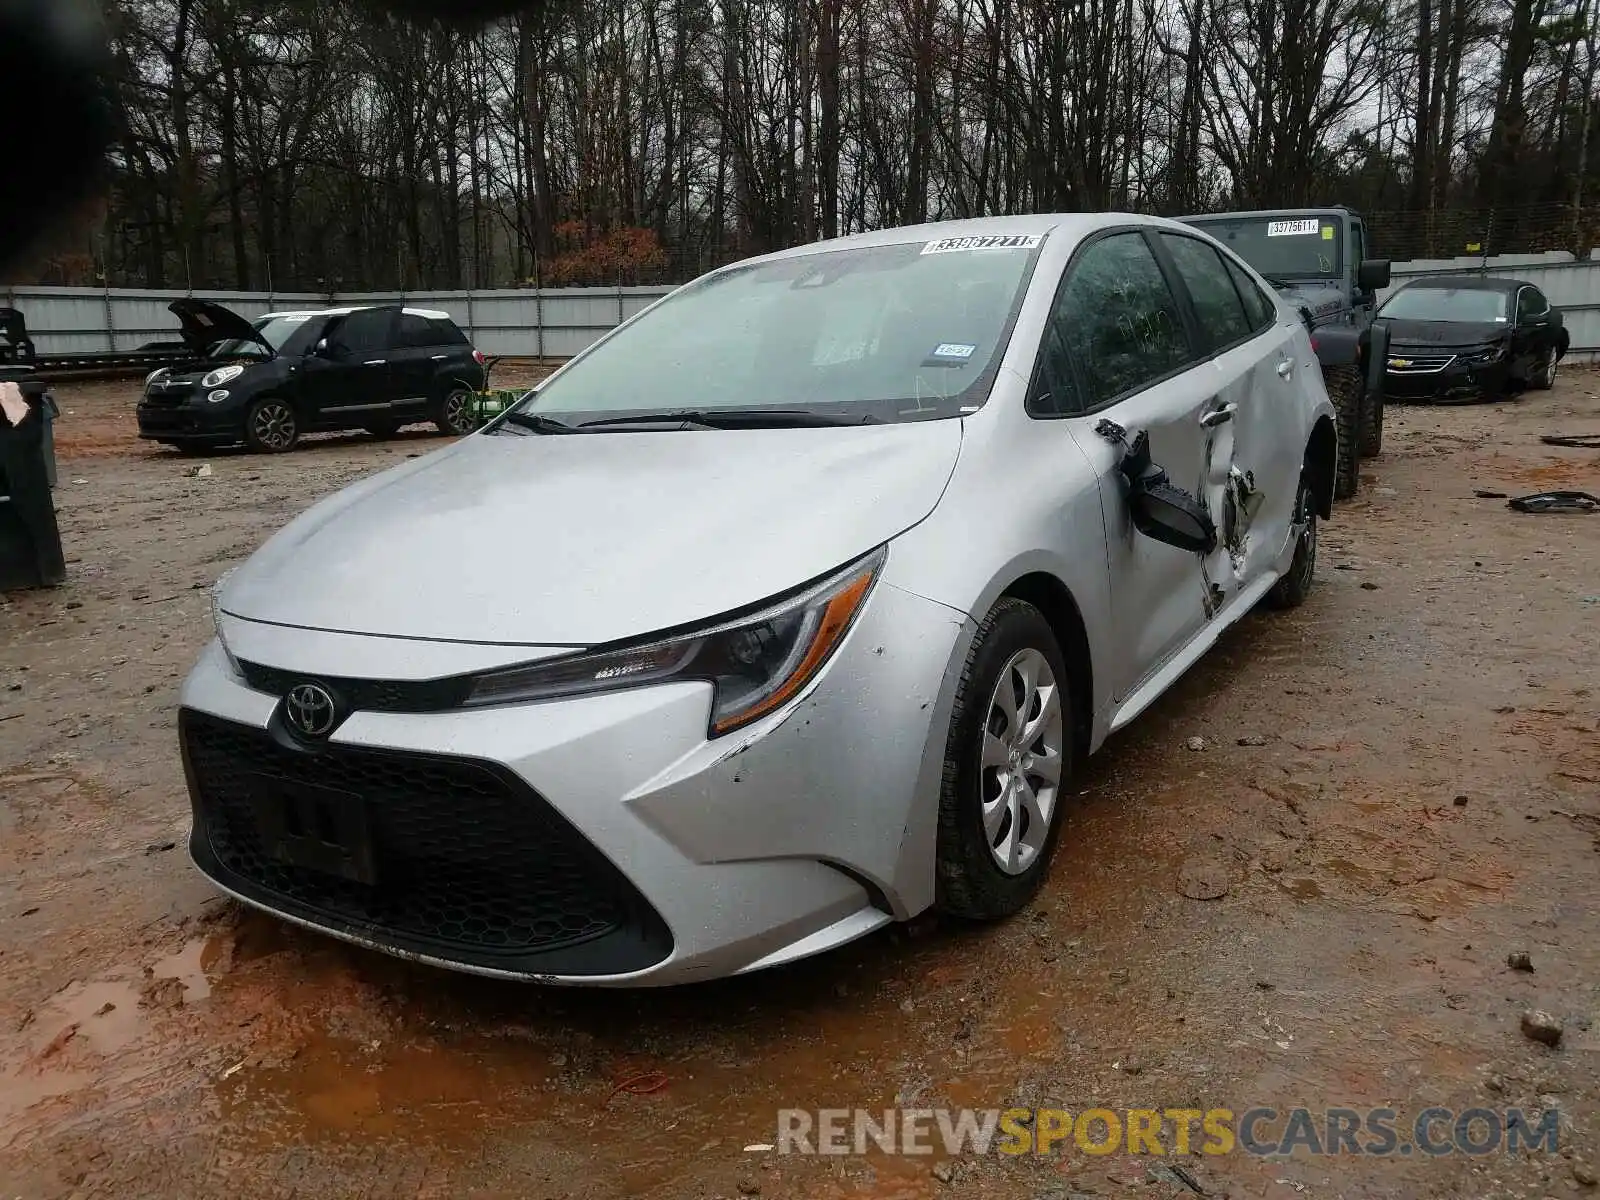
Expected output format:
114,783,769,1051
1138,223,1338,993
1,371,1597,1199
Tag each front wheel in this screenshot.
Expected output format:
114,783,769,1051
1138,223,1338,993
1265,474,1317,610
935,599,1073,920
433,386,479,437
1325,365,1362,499
1360,383,1384,458
244,397,299,454
1531,349,1559,391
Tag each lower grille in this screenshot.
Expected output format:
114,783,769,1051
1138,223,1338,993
180,709,672,975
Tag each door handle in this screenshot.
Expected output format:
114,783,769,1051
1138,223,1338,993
363,359,387,366
1200,402,1237,428
430,354,448,361
1276,359,1294,379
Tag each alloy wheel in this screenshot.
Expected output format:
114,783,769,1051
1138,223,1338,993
1545,354,1559,387
442,388,477,436
979,648,1065,876
1289,481,1317,591
251,401,296,451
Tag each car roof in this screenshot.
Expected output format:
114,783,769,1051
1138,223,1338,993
1178,208,1357,222
734,212,1185,266
1395,275,1530,293
258,305,455,321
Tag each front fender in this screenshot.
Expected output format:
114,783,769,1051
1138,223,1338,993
1311,325,1363,368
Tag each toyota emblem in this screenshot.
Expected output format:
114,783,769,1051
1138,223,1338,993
284,683,337,738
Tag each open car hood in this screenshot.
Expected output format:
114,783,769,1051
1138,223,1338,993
168,299,272,357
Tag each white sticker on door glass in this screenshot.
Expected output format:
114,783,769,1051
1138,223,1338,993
1266,219,1321,237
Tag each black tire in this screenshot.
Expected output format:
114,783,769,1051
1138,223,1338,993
1359,381,1384,458
433,385,479,437
935,598,1074,920
1530,349,1559,391
1265,474,1317,610
1325,365,1361,500
243,397,299,454
364,420,401,439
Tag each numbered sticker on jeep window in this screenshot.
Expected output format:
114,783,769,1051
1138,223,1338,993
931,343,976,359
1266,219,1321,237
922,234,1042,254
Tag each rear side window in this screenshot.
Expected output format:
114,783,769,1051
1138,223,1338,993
329,309,392,356
429,318,469,345
1052,231,1193,408
1160,234,1253,350
1222,256,1278,332
396,313,435,348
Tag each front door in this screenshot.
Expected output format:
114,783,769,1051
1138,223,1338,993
1043,229,1217,702
299,308,400,424
1157,232,1306,589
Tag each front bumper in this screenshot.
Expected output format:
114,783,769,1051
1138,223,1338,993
178,581,973,985
1384,355,1511,403
137,394,246,442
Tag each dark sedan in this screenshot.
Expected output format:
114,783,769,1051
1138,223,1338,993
1378,276,1569,403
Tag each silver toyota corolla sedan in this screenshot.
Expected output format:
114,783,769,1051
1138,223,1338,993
181,213,1338,986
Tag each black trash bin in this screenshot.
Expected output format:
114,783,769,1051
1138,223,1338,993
0,365,67,589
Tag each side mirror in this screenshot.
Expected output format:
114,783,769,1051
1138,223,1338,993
1105,425,1218,554
314,337,332,356
1357,259,1391,291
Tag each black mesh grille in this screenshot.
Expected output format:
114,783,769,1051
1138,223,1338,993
180,709,671,974
238,661,473,713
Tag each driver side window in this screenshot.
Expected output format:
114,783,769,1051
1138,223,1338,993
1517,287,1550,321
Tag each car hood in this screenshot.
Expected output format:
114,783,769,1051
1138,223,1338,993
1273,281,1349,325
220,421,965,646
169,298,272,356
1382,318,1508,350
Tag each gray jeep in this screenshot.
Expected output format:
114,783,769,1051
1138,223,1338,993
1180,207,1392,499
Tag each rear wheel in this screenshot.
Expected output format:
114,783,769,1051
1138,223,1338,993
1266,474,1317,610
433,386,479,437
935,599,1073,920
244,398,299,454
1325,365,1362,499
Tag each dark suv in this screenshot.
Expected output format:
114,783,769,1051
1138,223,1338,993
137,300,487,453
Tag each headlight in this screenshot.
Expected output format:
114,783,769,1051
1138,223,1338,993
464,547,886,735
1465,343,1506,365
201,364,246,389
211,567,241,673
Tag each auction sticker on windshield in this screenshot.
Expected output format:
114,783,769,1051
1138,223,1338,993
922,234,1042,254
1266,219,1321,237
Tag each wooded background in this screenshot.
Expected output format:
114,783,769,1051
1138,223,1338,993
26,0,1600,289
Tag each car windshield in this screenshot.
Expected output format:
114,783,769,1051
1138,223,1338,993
515,236,1044,425
1184,216,1343,280
213,315,312,358
1378,287,1509,323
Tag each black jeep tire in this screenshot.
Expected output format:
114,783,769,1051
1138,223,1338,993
1325,364,1362,499
1360,381,1384,458
935,598,1075,921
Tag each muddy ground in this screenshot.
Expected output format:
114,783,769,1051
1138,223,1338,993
1,367,1597,1200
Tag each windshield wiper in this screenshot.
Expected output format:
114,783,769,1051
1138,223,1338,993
497,411,584,435
1261,274,1297,288
579,409,879,430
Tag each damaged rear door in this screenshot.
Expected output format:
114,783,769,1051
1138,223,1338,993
1155,232,1303,592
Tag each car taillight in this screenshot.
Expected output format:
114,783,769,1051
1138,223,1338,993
473,349,486,365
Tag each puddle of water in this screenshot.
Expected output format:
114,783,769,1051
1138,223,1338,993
152,934,227,1003
38,978,145,1056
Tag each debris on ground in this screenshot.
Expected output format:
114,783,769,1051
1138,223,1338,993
1508,490,1600,514
1520,1010,1564,1047
1177,860,1230,901
1185,736,1207,751
187,463,212,479
1507,951,1534,972
1237,734,1268,747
